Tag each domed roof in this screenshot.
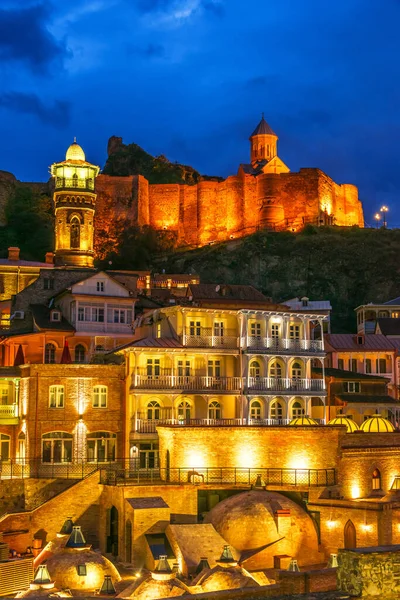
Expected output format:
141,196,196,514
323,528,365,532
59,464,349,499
45,547,120,591
360,414,395,433
200,567,258,593
328,416,359,432
204,491,321,568
65,139,86,162
289,416,319,426
250,115,276,137
127,574,188,599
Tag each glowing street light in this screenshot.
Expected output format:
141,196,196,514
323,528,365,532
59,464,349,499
380,205,389,228
374,213,381,228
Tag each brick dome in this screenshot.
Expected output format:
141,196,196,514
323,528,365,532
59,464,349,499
328,416,359,432
45,547,120,591
200,567,258,593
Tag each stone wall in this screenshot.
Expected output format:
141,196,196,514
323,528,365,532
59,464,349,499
338,545,400,597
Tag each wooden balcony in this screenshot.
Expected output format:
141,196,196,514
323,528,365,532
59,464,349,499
131,374,242,392
180,327,238,349
0,404,19,425
245,336,323,354
246,377,325,393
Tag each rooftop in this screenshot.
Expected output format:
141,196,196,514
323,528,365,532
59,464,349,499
250,116,277,137
324,333,396,352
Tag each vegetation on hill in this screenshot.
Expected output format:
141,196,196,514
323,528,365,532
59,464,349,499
103,139,222,184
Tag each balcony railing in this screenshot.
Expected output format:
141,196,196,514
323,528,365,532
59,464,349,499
55,177,95,190
0,404,19,423
132,374,242,391
0,459,105,480
100,464,336,487
245,337,324,353
74,321,133,334
180,327,238,349
247,377,325,392
133,416,326,433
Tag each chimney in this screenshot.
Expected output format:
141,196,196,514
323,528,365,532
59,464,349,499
45,252,54,265
8,247,20,261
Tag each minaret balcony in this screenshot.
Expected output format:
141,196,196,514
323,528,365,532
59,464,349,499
55,177,95,190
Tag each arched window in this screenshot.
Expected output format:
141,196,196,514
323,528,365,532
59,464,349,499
270,399,283,420
208,400,221,420
18,431,26,463
93,386,107,408
74,344,86,363
291,362,302,379
250,400,262,420
70,216,80,249
45,343,56,364
87,431,116,462
372,468,382,491
177,400,191,422
49,385,64,408
0,433,10,461
269,361,282,378
291,400,304,418
147,400,160,420
250,361,261,378
42,432,73,463
72,172,78,187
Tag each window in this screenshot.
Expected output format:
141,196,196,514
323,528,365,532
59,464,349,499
291,401,304,418
50,310,61,322
74,344,86,363
45,343,56,364
372,469,382,491
42,432,72,463
43,278,54,290
87,432,116,462
93,385,107,408
291,362,302,379
106,307,132,325
213,322,224,337
250,361,260,378
177,400,191,421
96,281,105,292
208,360,221,377
338,358,344,370
366,358,372,374
344,382,360,393
147,359,160,378
250,400,262,420
0,388,9,405
156,323,161,338
392,312,399,319
18,432,26,463
269,361,282,378
0,433,10,461
357,335,364,345
350,359,357,373
49,385,64,408
177,360,191,377
271,323,280,339
77,565,87,576
70,216,80,249
189,321,201,336
147,400,161,420
78,305,105,323
208,400,221,420
270,400,283,419
377,358,386,374
289,324,300,339
250,322,261,337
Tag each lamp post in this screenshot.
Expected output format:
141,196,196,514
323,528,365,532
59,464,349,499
374,213,381,228
380,205,389,228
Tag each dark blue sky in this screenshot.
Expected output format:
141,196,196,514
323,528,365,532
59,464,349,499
1,0,399,226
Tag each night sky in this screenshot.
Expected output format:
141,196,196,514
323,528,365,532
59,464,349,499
1,0,399,226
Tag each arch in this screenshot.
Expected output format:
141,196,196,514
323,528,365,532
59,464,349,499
268,358,285,378
18,431,26,463
290,399,305,419
208,399,221,420
125,520,132,563
270,397,285,420
344,520,357,549
70,216,80,249
45,343,56,364
249,398,264,421
107,506,119,556
177,397,192,421
372,468,382,491
289,358,305,379
74,344,86,363
147,399,161,420
249,360,261,378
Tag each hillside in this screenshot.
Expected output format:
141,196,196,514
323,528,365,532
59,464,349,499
153,226,400,333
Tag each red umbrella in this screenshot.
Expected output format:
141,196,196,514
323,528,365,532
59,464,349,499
60,340,72,364
14,344,25,366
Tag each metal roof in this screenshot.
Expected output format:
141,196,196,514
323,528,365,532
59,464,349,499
324,333,396,352
250,116,276,137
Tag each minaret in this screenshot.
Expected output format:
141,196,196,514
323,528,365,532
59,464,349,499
50,140,100,267
249,114,278,163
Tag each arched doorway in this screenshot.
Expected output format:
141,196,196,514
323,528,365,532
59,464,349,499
125,520,132,563
106,505,119,556
344,519,356,549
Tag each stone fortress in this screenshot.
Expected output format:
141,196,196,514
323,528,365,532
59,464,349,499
95,115,364,247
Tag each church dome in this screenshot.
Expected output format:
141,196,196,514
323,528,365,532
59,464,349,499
328,416,359,432
66,140,86,162
45,547,120,591
204,491,321,568
289,416,319,426
360,414,395,433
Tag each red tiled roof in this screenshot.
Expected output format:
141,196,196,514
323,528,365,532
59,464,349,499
325,333,396,352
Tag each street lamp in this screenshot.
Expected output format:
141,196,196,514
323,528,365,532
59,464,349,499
374,213,381,228
380,205,389,228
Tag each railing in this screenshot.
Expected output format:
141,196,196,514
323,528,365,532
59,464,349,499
100,464,336,487
180,327,238,349
0,404,19,420
74,321,132,334
0,459,112,480
133,416,326,432
132,375,242,391
247,377,325,392
55,178,95,190
246,337,324,353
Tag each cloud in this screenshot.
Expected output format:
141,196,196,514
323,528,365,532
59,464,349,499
0,2,69,73
126,42,166,58
132,0,223,20
0,92,71,126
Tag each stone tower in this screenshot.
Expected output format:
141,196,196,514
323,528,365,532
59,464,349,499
50,140,100,267
249,115,278,163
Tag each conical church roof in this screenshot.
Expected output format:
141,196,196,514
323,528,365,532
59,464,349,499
250,115,276,137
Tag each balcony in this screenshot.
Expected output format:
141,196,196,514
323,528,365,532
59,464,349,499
74,321,133,334
180,327,238,349
245,337,324,354
247,377,325,393
55,177,95,190
0,404,19,425
131,374,242,392
133,416,326,433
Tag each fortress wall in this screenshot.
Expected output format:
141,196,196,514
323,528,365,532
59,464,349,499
180,185,198,245
280,169,321,227
197,181,227,245
223,175,244,236
148,184,180,230
136,175,149,226
342,183,364,227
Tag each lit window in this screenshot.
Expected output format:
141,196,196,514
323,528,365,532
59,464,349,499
177,400,191,421
42,432,72,463
177,360,190,377
156,323,161,338
270,400,283,419
213,322,224,337
77,565,87,576
250,322,261,337
250,400,262,420
93,386,107,408
208,360,221,377
147,400,161,420
147,359,160,378
372,469,382,491
269,361,282,378
291,362,302,379
289,324,300,339
87,432,116,462
208,400,221,420
250,361,260,378
271,324,280,339
189,321,201,336
49,385,64,408
344,382,360,393
291,401,304,418
0,388,9,405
